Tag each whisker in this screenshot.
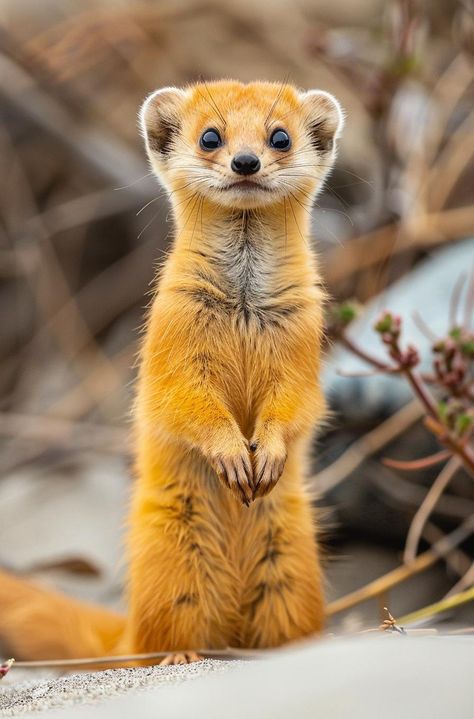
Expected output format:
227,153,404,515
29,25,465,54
287,194,307,246
177,154,228,170
137,207,163,241
295,186,354,227
188,193,203,250
267,103,302,129
136,195,161,216
144,178,209,207
197,79,227,128
176,191,200,228
324,184,350,208
264,74,290,129
290,163,374,187
113,171,154,191
200,158,227,169
170,188,202,211
199,193,205,242
288,191,313,218
275,180,354,235
265,149,313,169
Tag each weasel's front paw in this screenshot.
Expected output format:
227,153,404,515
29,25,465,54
209,441,254,506
250,431,287,499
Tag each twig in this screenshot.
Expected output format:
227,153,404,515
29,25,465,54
0,412,129,455
404,457,461,564
369,462,474,521
412,311,438,343
310,401,423,495
382,449,451,471
449,273,467,328
0,51,155,191
464,270,474,330
338,315,474,475
422,522,472,579
366,461,472,576
26,187,152,237
428,109,474,212
445,562,474,598
339,335,390,371
325,205,474,285
16,227,165,373
6,647,260,670
397,586,474,626
2,125,127,422
326,516,474,616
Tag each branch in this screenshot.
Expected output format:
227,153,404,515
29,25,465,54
325,205,474,285
0,51,155,193
310,401,423,495
5,647,260,671
404,457,462,564
397,586,474,626
0,412,129,455
382,449,451,470
339,335,392,372
445,561,474,598
326,516,474,616
337,312,474,476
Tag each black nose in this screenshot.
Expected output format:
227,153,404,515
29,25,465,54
231,153,261,176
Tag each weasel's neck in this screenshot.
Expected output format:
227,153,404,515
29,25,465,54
163,194,320,300
183,197,311,263
171,190,313,246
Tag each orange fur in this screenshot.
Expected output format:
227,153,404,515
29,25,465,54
0,569,124,659
0,80,343,659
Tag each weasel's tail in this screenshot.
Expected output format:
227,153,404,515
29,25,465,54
0,569,126,660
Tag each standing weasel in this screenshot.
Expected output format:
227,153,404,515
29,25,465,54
0,81,343,662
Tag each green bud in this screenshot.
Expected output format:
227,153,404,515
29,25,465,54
455,412,473,437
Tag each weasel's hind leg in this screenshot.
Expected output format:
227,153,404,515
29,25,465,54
126,460,240,655
239,484,324,648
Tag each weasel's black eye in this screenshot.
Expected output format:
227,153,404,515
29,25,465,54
200,128,222,151
269,129,291,151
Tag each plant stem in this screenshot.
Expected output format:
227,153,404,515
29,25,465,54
397,585,474,626
401,367,439,419
339,335,392,371
404,456,461,564
339,331,474,477
327,516,474,616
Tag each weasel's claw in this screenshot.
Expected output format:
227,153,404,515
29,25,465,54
212,448,254,505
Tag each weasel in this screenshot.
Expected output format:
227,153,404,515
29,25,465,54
0,80,343,663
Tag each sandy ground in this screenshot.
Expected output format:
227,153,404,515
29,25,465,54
1,635,473,718
1,659,239,716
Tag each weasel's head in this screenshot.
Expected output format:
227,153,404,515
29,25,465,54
140,80,344,210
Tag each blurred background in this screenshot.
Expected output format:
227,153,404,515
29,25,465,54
0,0,473,634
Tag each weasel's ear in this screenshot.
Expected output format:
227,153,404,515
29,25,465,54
299,90,344,153
140,87,187,157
